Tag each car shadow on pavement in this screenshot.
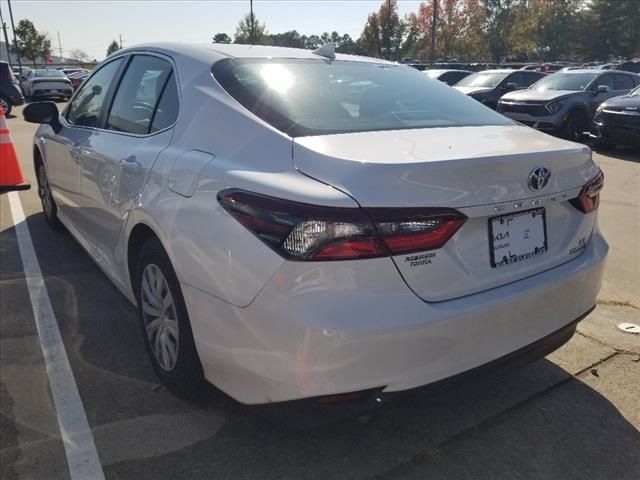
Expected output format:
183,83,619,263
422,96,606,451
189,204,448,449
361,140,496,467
592,145,640,163
2,212,639,480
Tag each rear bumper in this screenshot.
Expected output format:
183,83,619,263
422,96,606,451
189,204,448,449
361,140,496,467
183,232,608,404
30,88,73,98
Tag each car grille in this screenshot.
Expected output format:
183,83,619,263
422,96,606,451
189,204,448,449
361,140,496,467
605,112,640,127
499,102,549,117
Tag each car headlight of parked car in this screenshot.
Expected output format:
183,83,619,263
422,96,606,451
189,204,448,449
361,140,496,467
545,100,565,115
593,104,604,124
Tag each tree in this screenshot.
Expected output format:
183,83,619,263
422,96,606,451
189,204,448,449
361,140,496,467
358,1,406,59
234,12,269,44
106,40,121,57
68,48,89,62
483,0,517,63
213,33,232,44
12,19,51,66
270,30,305,48
585,0,640,60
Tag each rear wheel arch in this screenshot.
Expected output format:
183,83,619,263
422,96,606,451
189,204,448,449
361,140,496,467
127,223,161,294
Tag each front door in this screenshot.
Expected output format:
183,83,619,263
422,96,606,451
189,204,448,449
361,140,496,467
74,54,179,280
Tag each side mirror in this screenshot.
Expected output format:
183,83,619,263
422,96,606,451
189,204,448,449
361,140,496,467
504,82,518,91
596,85,610,94
23,102,62,133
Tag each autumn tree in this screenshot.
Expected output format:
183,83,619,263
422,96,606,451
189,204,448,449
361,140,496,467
357,0,405,59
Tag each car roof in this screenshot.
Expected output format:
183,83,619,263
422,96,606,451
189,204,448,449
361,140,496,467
469,69,517,74
559,69,604,74
117,42,394,65
425,69,472,74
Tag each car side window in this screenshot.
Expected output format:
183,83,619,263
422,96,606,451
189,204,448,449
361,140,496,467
594,75,615,90
613,74,634,90
66,58,123,128
523,73,543,87
106,55,173,135
150,73,179,133
506,72,524,87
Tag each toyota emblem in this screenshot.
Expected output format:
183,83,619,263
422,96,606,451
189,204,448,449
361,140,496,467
528,166,551,191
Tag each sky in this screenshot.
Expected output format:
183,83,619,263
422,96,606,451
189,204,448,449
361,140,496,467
2,0,424,61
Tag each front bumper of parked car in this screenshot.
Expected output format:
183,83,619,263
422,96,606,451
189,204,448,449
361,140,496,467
590,111,640,146
182,231,608,405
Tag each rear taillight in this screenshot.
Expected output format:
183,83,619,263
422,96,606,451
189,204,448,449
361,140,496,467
570,170,604,214
218,190,467,261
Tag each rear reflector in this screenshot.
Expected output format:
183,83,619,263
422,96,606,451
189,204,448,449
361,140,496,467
218,189,466,261
570,170,604,214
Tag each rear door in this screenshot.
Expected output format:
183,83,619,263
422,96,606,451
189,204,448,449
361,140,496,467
74,53,178,278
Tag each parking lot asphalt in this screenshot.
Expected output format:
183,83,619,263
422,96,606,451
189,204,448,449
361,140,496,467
1,104,639,480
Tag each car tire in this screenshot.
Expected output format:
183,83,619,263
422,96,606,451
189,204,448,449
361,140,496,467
563,110,588,141
135,238,204,396
0,96,12,116
36,162,64,230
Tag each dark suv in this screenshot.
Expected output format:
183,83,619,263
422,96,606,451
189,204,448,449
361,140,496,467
590,84,640,149
497,70,640,140
0,61,25,115
453,69,546,109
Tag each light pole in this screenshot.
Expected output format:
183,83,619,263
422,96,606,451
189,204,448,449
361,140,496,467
6,0,23,72
386,0,391,60
250,0,255,44
430,0,438,65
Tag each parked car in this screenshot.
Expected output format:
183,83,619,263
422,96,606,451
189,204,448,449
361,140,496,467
11,65,32,82
0,61,25,115
424,69,473,86
589,84,640,149
63,69,91,90
23,44,607,407
23,69,73,101
520,65,543,71
498,69,640,140
454,69,546,109
617,61,640,74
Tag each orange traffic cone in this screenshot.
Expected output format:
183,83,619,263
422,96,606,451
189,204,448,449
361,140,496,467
0,106,30,193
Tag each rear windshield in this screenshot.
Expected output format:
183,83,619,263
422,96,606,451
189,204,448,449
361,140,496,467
34,69,66,78
212,59,512,137
532,72,598,91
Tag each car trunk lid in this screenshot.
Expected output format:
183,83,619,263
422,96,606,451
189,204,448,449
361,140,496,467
293,125,600,302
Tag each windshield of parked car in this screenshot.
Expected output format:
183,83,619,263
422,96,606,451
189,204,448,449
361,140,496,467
531,72,598,91
213,59,513,137
34,69,66,78
454,71,509,88
629,85,640,96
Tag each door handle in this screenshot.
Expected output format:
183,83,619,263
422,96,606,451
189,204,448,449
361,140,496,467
120,157,141,174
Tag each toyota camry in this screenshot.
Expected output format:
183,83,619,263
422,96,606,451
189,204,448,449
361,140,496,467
23,43,607,406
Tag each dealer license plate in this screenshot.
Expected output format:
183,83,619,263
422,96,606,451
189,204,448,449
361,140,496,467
489,208,547,268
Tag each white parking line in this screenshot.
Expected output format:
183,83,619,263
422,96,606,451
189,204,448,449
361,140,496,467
7,191,105,480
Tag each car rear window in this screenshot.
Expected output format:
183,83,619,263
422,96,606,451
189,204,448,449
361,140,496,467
34,70,66,78
212,59,512,137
